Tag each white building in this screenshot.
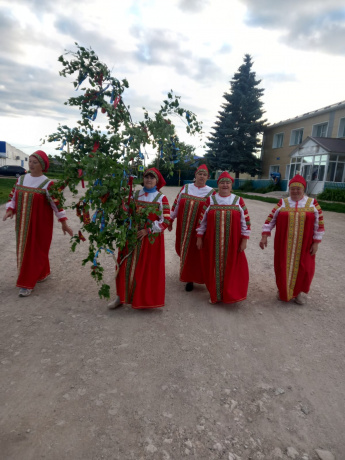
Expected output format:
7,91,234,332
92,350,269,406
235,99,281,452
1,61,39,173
0,141,30,167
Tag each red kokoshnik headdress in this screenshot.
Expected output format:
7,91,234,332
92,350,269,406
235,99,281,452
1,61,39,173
289,174,306,189
217,171,234,184
31,150,50,172
144,167,166,191
195,164,209,175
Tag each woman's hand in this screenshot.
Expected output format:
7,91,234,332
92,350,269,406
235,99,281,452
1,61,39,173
239,238,247,252
259,235,268,250
196,236,203,250
167,222,173,232
3,209,14,221
310,242,319,255
137,228,149,240
61,220,73,236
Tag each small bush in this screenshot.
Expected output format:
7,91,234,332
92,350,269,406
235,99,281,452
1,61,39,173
317,188,345,203
238,180,255,192
238,180,282,194
255,183,282,194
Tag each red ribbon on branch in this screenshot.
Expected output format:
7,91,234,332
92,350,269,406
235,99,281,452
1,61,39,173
78,169,85,188
113,96,120,108
76,201,90,225
127,176,134,206
78,230,86,242
92,141,100,152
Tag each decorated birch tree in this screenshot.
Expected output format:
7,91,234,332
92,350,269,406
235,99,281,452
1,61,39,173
45,44,202,298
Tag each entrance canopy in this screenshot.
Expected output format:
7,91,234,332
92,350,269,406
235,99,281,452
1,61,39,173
288,137,345,194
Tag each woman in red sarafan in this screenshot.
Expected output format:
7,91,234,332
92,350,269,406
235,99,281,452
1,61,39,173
114,168,170,309
3,150,73,297
169,164,215,292
196,171,251,304
259,174,325,305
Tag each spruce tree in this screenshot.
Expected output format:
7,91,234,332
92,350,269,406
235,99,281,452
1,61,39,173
206,54,266,178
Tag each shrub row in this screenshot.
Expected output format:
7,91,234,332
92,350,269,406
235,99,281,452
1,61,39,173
317,188,345,203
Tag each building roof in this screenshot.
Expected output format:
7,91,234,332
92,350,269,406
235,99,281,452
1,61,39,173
312,137,345,154
290,136,345,157
265,100,345,130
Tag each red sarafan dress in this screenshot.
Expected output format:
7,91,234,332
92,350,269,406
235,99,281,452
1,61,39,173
6,174,67,289
170,183,215,284
197,193,251,304
262,196,325,301
116,188,170,309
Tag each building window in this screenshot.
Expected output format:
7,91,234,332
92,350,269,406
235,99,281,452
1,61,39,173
335,163,345,182
326,155,345,182
288,163,298,180
269,165,279,177
312,122,328,137
290,128,303,146
310,155,327,181
337,118,345,138
326,162,336,181
286,157,302,179
272,133,284,148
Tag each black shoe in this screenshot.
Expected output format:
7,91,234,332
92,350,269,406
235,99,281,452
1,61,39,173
185,282,194,292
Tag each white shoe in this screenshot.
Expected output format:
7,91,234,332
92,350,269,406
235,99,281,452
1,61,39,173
19,288,32,297
294,293,305,305
37,274,50,283
108,296,123,309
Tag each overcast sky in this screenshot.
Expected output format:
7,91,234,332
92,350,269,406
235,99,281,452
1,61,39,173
1,0,345,159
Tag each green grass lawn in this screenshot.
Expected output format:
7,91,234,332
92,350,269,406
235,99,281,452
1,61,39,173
0,174,65,206
236,192,345,213
0,178,16,205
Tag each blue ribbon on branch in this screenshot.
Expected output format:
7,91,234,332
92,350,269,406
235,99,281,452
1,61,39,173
91,109,98,121
186,111,191,126
158,140,164,158
110,88,115,103
93,247,114,267
76,73,88,90
123,136,134,146
120,169,128,187
98,84,110,95
92,209,105,230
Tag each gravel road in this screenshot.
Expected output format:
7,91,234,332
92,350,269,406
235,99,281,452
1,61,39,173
0,186,344,460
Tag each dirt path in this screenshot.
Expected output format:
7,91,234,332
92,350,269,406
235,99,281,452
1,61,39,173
0,186,344,460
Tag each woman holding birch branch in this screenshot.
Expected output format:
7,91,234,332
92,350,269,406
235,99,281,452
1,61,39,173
110,168,170,309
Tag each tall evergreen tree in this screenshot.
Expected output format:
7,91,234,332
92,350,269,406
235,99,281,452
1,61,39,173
206,54,266,178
